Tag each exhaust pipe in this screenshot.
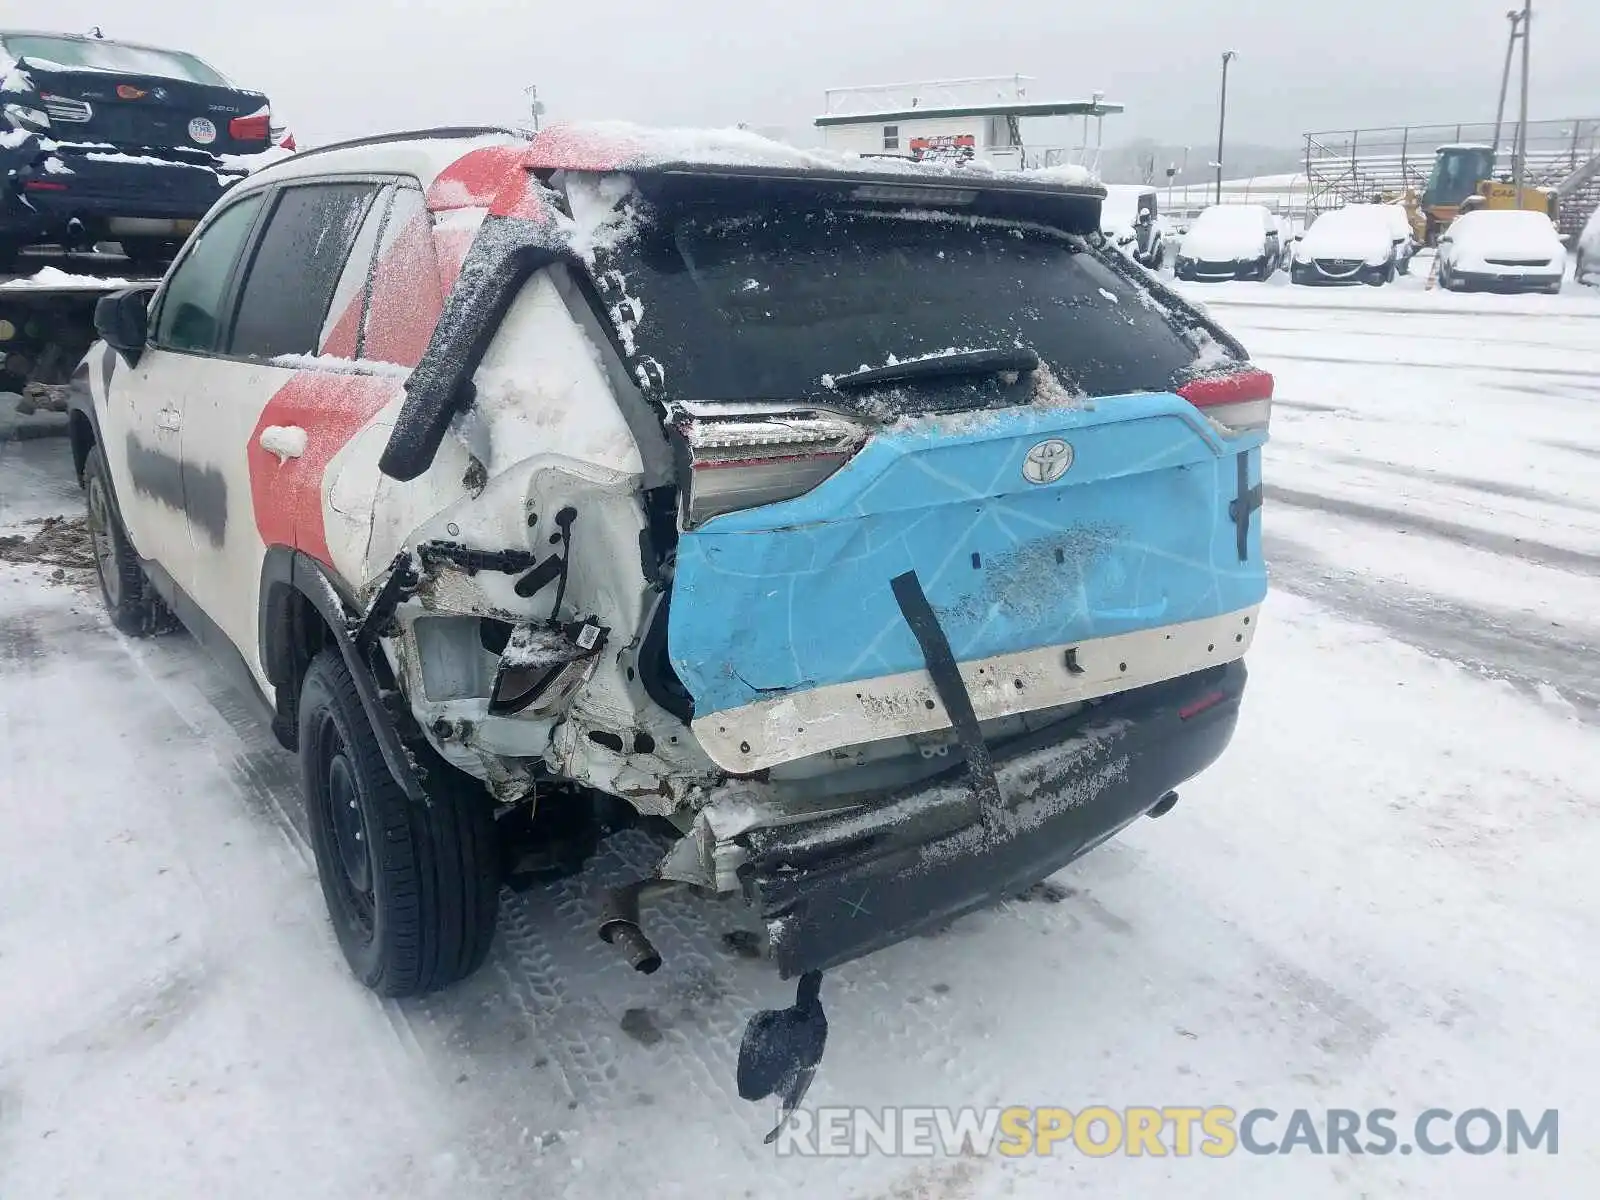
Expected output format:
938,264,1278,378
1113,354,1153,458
1147,790,1180,819
597,878,679,974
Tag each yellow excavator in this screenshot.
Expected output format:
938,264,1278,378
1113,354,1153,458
1402,144,1556,245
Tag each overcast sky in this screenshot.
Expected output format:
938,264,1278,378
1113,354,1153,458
28,0,1600,150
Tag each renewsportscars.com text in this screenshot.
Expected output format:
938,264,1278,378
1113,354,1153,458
773,1106,1560,1157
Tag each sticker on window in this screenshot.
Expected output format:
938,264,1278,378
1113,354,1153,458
188,117,217,145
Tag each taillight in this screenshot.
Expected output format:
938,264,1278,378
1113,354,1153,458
229,111,270,141
23,180,68,192
1177,366,1273,434
669,402,869,528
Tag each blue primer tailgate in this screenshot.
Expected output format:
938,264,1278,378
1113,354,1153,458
668,393,1266,726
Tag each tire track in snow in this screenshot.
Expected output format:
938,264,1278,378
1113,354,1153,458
1313,451,1600,516
1266,533,1600,724
1267,485,1600,577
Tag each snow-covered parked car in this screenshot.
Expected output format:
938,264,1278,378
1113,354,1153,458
1099,183,1164,269
0,29,280,269
1575,203,1600,287
1174,203,1281,281
1437,209,1567,293
70,123,1270,1114
1290,205,1401,286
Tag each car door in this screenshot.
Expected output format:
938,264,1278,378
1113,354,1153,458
99,190,267,591
177,177,394,691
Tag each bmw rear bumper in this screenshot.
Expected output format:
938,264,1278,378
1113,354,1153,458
4,145,245,240
737,659,1247,977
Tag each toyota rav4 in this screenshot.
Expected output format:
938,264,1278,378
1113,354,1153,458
69,123,1269,1109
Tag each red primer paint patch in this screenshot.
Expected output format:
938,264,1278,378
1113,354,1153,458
248,372,400,567
426,145,528,211
364,210,443,368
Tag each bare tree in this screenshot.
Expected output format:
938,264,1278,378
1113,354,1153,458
1138,151,1158,185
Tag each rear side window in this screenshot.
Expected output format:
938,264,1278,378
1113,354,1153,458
609,203,1207,406
151,191,265,353
228,182,379,361
318,184,395,357
359,186,440,367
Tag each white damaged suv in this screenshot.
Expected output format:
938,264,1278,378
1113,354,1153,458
70,124,1270,1098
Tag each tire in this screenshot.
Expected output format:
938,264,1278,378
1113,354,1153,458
117,237,182,274
299,648,500,996
83,445,179,637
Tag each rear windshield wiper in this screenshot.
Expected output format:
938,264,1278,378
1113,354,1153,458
828,347,1041,390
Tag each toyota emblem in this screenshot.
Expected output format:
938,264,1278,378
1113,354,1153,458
1022,438,1074,485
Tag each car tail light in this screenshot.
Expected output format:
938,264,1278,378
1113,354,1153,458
39,93,92,123
669,402,870,528
23,180,68,192
1177,366,1273,434
229,112,271,141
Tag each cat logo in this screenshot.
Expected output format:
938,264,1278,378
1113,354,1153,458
115,84,148,100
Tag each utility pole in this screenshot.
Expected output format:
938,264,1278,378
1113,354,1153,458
1216,51,1237,205
523,84,545,134
1492,8,1522,163
1513,1,1531,194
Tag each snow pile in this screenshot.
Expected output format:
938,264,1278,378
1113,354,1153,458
267,352,413,379
562,171,647,263
0,266,135,291
1018,163,1098,188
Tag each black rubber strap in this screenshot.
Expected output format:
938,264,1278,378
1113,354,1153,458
890,570,1003,827
1228,450,1263,562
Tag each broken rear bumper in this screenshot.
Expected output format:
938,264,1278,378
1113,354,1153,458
738,660,1248,977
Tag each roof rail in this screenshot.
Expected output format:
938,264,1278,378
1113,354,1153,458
280,126,530,165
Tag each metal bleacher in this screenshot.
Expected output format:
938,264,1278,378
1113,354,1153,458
1304,118,1600,241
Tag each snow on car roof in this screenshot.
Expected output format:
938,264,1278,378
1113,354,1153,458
1193,204,1268,227
525,121,1102,191
1449,207,1562,251
262,123,1105,203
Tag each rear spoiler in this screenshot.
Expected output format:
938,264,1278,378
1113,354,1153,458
626,164,1105,237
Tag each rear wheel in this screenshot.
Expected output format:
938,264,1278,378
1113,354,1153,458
299,648,501,996
83,445,178,637
117,237,182,274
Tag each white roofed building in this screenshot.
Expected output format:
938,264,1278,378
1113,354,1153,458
814,76,1123,175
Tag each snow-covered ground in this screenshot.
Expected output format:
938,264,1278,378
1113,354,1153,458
2,274,1597,1197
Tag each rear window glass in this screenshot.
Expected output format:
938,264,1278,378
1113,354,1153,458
1,35,228,85
603,202,1207,407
